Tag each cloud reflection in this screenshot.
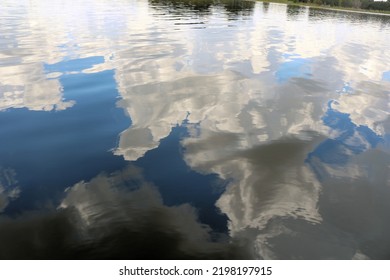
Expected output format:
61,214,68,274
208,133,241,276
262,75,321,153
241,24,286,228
0,165,250,259
0,167,20,213
1,0,389,259
331,81,389,136
0,64,74,111
108,1,389,258
183,132,325,258
0,2,74,112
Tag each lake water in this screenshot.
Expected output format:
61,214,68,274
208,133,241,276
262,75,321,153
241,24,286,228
0,0,389,259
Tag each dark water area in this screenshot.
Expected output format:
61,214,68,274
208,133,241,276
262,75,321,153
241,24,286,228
0,0,389,259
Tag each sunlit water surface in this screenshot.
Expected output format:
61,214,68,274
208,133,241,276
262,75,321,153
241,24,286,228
0,0,389,259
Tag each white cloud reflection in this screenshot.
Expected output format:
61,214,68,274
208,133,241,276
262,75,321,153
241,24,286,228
0,64,74,111
90,1,389,258
0,0,141,112
0,1,70,111
110,1,390,162
1,0,390,259
332,81,389,136
183,132,325,258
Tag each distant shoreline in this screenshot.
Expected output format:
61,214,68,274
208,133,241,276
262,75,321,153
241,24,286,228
257,0,390,16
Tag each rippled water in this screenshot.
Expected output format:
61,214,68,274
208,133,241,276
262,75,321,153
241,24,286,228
0,0,389,259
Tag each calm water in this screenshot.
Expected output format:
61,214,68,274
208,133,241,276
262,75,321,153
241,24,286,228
0,0,389,259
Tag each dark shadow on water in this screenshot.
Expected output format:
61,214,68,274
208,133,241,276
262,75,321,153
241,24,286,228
286,5,307,21
149,0,255,19
0,165,251,259
149,0,213,14
308,7,390,25
220,0,255,19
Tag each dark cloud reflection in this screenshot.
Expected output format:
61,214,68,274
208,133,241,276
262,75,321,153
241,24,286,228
0,166,251,259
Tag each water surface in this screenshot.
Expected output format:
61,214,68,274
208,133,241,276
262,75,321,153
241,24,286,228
0,0,389,259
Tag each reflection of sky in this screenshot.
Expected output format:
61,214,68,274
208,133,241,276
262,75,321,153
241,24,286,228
0,165,249,259
134,122,228,234
44,56,105,75
275,57,312,83
308,100,383,166
1,57,130,213
0,0,390,259
383,71,390,82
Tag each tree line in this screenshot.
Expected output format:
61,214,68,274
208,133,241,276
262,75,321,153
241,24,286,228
291,0,390,11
